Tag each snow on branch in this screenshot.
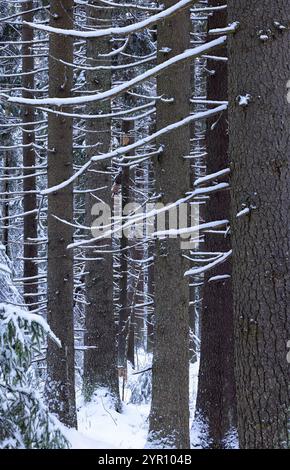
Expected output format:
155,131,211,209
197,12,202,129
68,185,228,250
209,22,240,35
184,250,232,277
23,0,196,38
153,219,229,238
0,303,61,347
6,36,227,107
194,168,230,186
75,0,163,12
41,104,227,196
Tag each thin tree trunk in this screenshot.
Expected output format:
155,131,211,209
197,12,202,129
147,0,191,449
228,0,290,449
83,2,120,407
45,0,77,428
146,239,154,354
118,120,135,369
22,1,38,310
2,149,9,258
194,1,237,448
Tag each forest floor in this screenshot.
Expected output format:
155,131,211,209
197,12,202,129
63,355,200,449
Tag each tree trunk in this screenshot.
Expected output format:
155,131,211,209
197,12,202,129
22,1,38,310
194,1,237,448
83,2,120,408
45,0,77,428
147,0,191,449
228,0,290,449
2,149,10,258
146,239,154,354
118,119,135,369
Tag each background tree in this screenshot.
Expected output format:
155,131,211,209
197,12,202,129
147,0,191,449
83,1,120,408
22,1,38,310
194,0,237,448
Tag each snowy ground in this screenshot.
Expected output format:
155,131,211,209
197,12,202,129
63,357,200,449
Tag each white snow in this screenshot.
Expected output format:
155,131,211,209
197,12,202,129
185,250,232,277
65,394,149,449
236,207,250,218
238,94,251,107
41,104,227,198
208,274,231,282
23,0,194,39
0,303,61,347
194,168,230,186
7,36,227,107
153,218,229,238
62,359,200,449
0,263,12,274
209,22,239,35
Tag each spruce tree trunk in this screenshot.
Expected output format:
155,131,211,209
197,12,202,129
228,0,290,448
194,1,237,448
22,1,38,310
147,0,191,449
118,119,135,369
45,0,77,428
2,149,10,258
83,2,120,407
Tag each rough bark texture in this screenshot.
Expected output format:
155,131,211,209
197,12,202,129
228,0,290,449
45,0,77,428
194,1,237,448
22,1,38,309
147,1,191,449
83,3,120,407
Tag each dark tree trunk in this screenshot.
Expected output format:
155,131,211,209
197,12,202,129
194,1,237,448
146,239,154,354
22,1,38,310
228,0,290,449
2,149,10,258
83,2,120,407
118,120,135,369
147,0,191,449
45,0,77,428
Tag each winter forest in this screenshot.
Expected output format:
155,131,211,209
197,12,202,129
0,0,289,452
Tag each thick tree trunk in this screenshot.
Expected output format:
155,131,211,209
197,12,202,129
45,0,77,428
228,0,290,449
147,1,191,449
83,2,120,407
22,1,38,310
194,1,237,448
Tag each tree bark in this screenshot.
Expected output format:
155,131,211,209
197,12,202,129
194,1,237,448
147,0,191,449
22,1,38,310
83,2,120,407
45,0,77,428
118,119,135,370
228,0,290,449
